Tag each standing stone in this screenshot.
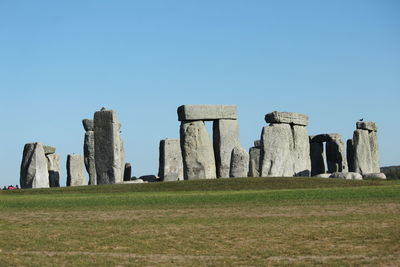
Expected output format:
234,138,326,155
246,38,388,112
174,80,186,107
83,129,97,185
229,146,249,178
248,146,261,177
158,139,184,182
325,135,347,173
213,119,240,178
310,142,325,176
261,124,294,177
66,154,86,186
20,143,50,189
180,121,216,180
369,131,380,173
347,139,355,172
46,154,60,187
124,163,132,181
94,109,125,184
353,129,373,174
292,125,311,176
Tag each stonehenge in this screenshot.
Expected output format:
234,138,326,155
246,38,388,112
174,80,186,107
158,139,184,181
20,143,50,189
83,119,97,185
347,121,381,175
229,146,249,178
248,141,261,177
260,111,311,177
178,105,242,180
66,154,86,186
309,134,347,176
47,154,60,187
94,108,125,184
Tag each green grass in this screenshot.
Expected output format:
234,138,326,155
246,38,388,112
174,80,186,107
1,177,399,266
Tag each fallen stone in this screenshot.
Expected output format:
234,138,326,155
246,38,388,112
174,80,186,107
139,175,159,183
213,119,240,178
124,163,132,182
248,147,261,177
66,154,86,186
43,145,56,155
120,179,146,184
94,109,125,184
310,142,325,176
265,111,308,126
20,143,49,189
82,119,94,131
158,139,184,182
180,120,217,180
356,121,377,132
315,173,331,178
362,173,386,179
46,153,60,187
84,131,96,185
330,172,362,180
229,146,249,178
177,105,237,121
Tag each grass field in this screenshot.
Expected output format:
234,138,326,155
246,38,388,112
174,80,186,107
1,177,399,266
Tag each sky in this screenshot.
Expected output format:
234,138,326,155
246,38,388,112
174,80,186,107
0,0,399,186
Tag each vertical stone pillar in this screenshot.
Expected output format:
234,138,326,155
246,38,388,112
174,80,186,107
66,154,86,186
83,119,97,185
229,146,249,178
124,163,132,181
180,121,216,180
20,143,50,189
213,119,240,178
46,154,60,187
94,109,125,184
248,143,261,177
310,141,325,176
325,135,347,173
158,139,184,181
347,139,355,172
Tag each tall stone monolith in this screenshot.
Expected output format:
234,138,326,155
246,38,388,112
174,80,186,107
83,119,97,185
248,146,261,177
158,139,184,181
124,163,132,181
46,153,60,187
66,154,86,186
20,143,50,189
325,134,347,173
213,119,240,178
94,109,125,184
310,141,325,176
180,120,216,180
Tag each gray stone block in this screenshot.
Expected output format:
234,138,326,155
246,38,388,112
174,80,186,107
124,163,132,181
213,119,240,178
84,131,96,185
82,119,94,131
43,145,56,155
248,147,261,177
66,154,86,186
254,140,262,148
180,121,216,180
46,153,60,187
229,146,249,178
158,139,184,182
315,173,331,178
330,172,362,180
177,105,237,121
362,173,386,179
310,142,325,176
94,109,125,184
356,121,377,132
20,143,49,189
265,111,308,126
326,135,347,173
353,129,380,174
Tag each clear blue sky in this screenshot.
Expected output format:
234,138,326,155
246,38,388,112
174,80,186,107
0,0,399,186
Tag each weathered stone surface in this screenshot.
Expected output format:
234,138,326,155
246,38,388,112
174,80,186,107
363,173,386,179
356,121,377,132
82,119,94,131
43,145,56,155
84,131,96,185
315,173,331,178
265,111,308,126
177,105,237,121
213,119,240,178
310,133,341,143
158,139,184,182
20,143,49,189
292,125,311,176
180,121,216,180
261,124,294,177
94,109,125,184
326,135,347,173
310,142,325,176
330,172,362,180
352,129,380,174
229,146,249,178
139,175,159,182
248,147,261,177
261,123,310,177
124,163,132,181
347,139,355,172
254,140,262,148
46,153,60,187
66,154,86,186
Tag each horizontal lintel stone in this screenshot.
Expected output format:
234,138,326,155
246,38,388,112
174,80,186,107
265,111,308,126
178,105,237,121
